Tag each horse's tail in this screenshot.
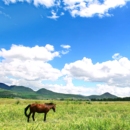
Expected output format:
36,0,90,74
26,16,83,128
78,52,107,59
24,104,31,117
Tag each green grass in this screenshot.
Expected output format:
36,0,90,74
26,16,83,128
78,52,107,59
0,99,130,130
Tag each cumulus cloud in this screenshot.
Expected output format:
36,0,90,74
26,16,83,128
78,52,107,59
2,0,130,18
0,44,59,61
63,0,127,17
62,55,130,88
0,44,62,83
0,44,130,97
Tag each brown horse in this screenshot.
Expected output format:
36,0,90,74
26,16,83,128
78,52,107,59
24,103,56,122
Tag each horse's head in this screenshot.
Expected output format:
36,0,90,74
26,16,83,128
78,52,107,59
45,102,56,112
52,104,56,112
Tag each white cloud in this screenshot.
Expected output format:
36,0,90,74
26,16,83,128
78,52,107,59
47,10,65,20
63,0,127,17
3,0,16,4
47,10,59,20
49,54,130,97
2,0,130,18
62,55,130,88
112,53,122,60
60,44,71,54
61,12,65,16
0,44,62,82
3,0,31,4
0,44,59,61
61,50,70,55
61,44,71,49
0,45,130,97
34,0,55,7
45,44,55,51
3,0,55,7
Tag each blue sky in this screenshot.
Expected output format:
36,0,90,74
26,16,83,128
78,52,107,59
0,0,130,97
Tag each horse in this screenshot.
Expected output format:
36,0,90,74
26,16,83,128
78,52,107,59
24,102,56,122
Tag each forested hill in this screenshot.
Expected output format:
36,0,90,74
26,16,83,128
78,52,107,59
0,82,127,101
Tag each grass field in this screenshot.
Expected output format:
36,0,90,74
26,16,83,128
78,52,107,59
0,98,130,130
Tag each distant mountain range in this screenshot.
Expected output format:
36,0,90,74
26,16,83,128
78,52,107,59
0,82,118,100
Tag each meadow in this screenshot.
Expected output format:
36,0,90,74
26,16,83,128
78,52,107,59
0,98,130,130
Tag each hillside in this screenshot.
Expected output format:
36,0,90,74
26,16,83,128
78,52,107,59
100,92,117,99
0,82,119,100
0,88,19,98
88,92,118,99
37,88,89,99
0,83,11,90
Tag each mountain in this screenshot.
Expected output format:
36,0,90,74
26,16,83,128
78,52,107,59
0,82,118,100
0,88,19,98
0,83,42,99
10,85,35,93
100,92,117,99
10,85,41,99
37,88,56,95
37,88,88,99
88,92,118,100
0,83,11,90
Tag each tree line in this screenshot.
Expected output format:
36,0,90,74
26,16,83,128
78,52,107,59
91,97,130,101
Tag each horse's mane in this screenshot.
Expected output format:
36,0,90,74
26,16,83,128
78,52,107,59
44,103,55,105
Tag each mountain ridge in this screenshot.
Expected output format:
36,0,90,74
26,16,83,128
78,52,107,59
0,82,118,100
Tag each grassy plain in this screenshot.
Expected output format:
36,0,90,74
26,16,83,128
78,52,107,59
0,98,130,130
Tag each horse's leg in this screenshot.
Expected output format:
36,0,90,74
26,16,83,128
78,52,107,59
32,112,35,121
44,113,47,122
27,111,31,122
